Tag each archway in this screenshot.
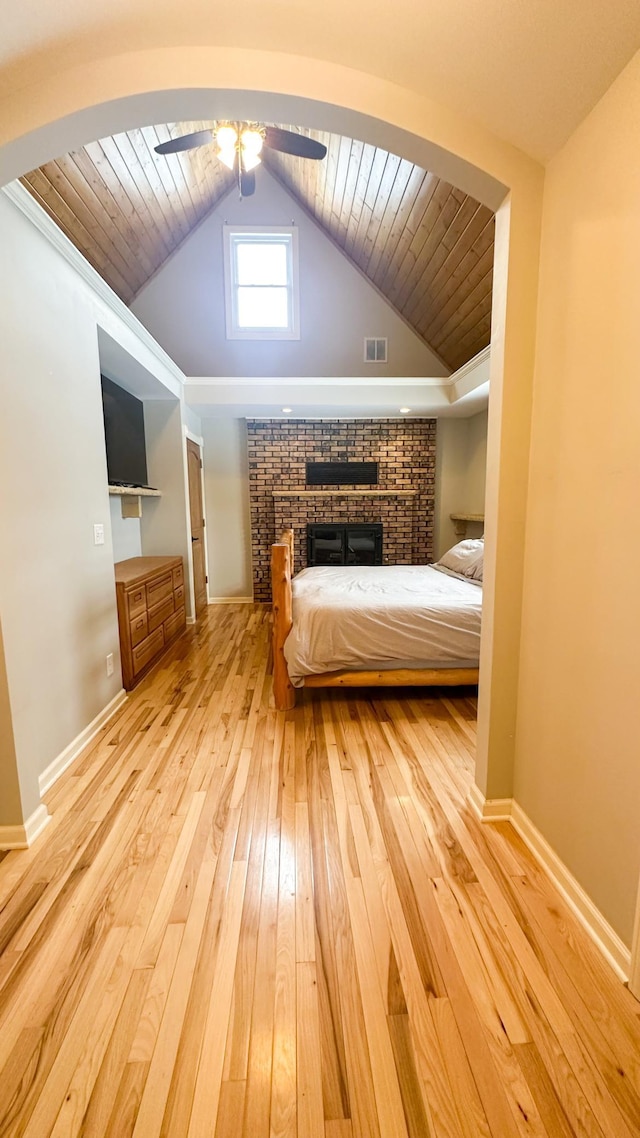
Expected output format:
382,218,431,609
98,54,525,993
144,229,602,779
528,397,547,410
0,47,545,808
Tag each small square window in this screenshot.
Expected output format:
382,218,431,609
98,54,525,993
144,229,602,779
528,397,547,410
223,226,300,340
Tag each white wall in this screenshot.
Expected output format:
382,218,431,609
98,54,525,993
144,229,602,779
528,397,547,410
182,401,203,439
141,400,194,616
131,170,448,379
0,194,123,821
109,497,142,562
0,186,193,827
434,411,487,557
515,51,640,946
202,419,253,600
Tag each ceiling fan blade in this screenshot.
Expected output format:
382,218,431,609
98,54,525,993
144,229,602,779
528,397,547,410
154,129,214,155
263,127,327,160
240,169,256,197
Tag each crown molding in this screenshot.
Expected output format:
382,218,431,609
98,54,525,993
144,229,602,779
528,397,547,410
1,181,185,389
184,375,452,387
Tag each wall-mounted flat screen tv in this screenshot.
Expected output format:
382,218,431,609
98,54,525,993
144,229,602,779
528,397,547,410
101,375,149,488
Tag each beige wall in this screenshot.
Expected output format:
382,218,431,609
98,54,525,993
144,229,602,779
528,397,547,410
515,51,640,945
434,412,487,557
465,411,488,514
202,419,253,600
0,621,23,826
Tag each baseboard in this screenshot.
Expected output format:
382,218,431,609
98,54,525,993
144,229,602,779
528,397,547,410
38,689,128,796
468,783,513,821
468,785,631,981
208,596,254,605
0,804,51,850
509,802,631,981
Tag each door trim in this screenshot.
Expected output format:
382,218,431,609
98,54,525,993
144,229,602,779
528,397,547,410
184,427,210,617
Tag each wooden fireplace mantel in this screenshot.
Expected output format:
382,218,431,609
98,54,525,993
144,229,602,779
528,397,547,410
272,489,418,498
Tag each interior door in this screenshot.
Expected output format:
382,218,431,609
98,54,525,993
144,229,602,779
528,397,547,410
186,438,207,619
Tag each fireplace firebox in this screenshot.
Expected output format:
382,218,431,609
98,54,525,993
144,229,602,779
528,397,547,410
307,523,383,567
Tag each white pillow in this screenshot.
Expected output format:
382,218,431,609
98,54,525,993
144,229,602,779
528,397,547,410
435,538,483,581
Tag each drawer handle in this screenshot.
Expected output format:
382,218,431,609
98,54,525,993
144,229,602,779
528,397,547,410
136,619,144,629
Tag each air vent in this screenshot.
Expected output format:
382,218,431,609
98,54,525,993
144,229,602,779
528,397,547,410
364,337,388,363
306,461,379,486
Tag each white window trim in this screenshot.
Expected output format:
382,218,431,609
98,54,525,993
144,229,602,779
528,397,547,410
223,225,300,341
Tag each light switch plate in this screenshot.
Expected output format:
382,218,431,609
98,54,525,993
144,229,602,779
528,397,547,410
93,523,105,546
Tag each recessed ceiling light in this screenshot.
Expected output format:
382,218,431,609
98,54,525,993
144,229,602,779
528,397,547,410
399,407,411,414
282,407,293,413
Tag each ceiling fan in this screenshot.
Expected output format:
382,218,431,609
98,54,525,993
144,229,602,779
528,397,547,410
154,122,327,197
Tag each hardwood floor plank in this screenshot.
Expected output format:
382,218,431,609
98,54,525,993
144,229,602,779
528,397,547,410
345,876,408,1138
297,962,326,1138
186,860,249,1138
271,722,298,1138
130,855,220,1137
81,968,152,1138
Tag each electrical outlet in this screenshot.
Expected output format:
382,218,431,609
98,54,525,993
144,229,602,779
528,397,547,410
93,523,105,546
106,653,114,677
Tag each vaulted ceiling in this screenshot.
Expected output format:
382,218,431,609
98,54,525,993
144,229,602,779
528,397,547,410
20,122,495,372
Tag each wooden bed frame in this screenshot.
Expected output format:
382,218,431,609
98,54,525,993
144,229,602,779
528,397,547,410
270,529,479,711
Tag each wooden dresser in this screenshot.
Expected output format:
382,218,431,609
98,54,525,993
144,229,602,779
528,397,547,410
114,556,187,690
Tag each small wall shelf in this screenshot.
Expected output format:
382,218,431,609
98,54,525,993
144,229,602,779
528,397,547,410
109,485,161,519
450,512,484,538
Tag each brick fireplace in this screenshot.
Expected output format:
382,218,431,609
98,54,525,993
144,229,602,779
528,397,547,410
247,418,437,602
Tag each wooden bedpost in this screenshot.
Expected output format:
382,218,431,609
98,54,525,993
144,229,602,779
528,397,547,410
271,531,296,711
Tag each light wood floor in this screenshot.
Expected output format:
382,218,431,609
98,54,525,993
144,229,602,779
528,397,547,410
1,606,639,1138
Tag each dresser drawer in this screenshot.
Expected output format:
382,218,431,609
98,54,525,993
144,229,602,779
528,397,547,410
146,572,173,610
164,606,186,643
132,627,164,676
173,584,184,609
172,564,184,589
148,593,174,632
130,611,148,648
127,586,147,619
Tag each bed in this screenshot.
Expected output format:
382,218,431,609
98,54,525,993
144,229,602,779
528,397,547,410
271,529,481,710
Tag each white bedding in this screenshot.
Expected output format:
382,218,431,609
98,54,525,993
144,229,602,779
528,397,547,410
283,564,482,686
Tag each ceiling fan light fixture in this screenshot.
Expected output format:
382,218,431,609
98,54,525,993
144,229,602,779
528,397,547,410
215,124,237,149
240,127,263,172
241,150,262,172
241,127,263,155
218,147,236,171
153,121,327,196
216,124,238,170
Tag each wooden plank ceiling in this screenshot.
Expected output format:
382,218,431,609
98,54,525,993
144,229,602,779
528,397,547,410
20,122,495,372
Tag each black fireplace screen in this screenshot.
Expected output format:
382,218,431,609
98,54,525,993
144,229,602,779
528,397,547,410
306,462,378,486
307,523,383,566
